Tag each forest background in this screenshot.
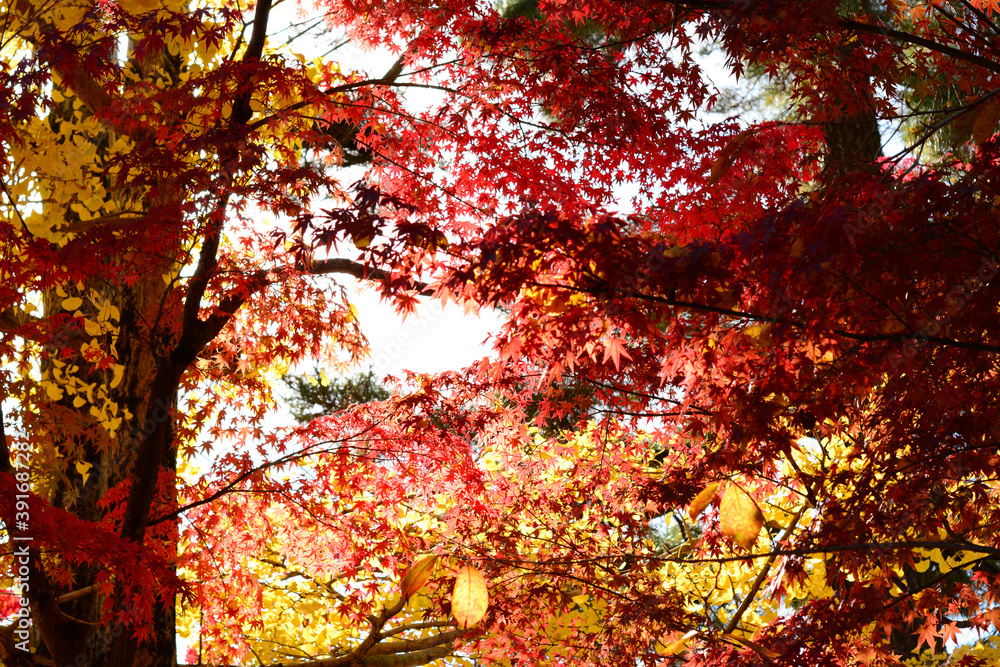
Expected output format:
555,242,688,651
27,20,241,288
2,0,1000,666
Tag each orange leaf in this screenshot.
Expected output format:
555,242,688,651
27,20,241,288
400,555,438,602
659,629,698,656
602,337,633,370
973,98,1000,146
687,482,719,521
452,565,489,629
719,484,763,550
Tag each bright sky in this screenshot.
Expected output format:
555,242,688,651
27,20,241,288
344,280,505,379
268,13,511,385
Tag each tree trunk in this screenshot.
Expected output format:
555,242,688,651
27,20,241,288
25,23,184,667
821,47,883,176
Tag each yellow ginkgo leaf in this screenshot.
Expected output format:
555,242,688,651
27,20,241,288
76,461,93,485
62,296,83,311
110,364,125,389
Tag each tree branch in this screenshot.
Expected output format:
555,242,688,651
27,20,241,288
377,621,452,640
723,502,807,634
890,86,1000,159
281,644,453,667
232,0,273,126
310,258,433,296
531,540,1000,566
366,628,463,656
177,645,456,667
247,38,420,132
360,646,454,667
282,597,410,667
548,281,1000,355
837,16,1000,74
146,427,384,526
179,0,277,347
201,257,431,348
180,202,229,345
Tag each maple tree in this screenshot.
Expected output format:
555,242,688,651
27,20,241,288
3,0,1000,664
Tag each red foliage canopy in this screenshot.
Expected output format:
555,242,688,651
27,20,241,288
2,0,1000,665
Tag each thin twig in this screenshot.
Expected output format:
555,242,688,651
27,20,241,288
723,502,808,634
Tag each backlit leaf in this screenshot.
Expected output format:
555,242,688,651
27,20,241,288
400,555,438,602
720,484,764,551
973,98,1000,146
687,482,719,521
659,629,698,656
452,565,488,629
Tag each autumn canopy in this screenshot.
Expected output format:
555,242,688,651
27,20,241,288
2,0,1000,665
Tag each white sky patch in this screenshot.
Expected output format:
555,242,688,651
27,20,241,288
346,280,505,379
